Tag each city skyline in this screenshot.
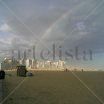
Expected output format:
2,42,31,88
0,0,104,69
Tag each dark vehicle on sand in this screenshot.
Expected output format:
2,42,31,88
17,65,27,77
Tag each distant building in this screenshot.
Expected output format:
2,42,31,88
23,50,27,60
18,50,21,60
1,58,19,70
33,46,35,60
26,59,32,69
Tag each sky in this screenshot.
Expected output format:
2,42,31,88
0,0,104,69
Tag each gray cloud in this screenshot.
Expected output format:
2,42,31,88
0,0,104,57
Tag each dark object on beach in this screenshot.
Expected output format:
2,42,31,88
17,65,28,77
27,72,34,77
0,70,5,79
82,69,84,72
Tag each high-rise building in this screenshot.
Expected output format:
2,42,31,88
33,46,35,60
23,50,27,60
11,50,14,61
18,50,21,60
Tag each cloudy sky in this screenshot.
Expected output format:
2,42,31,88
0,0,104,69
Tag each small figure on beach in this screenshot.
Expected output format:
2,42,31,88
82,69,84,72
65,68,68,72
